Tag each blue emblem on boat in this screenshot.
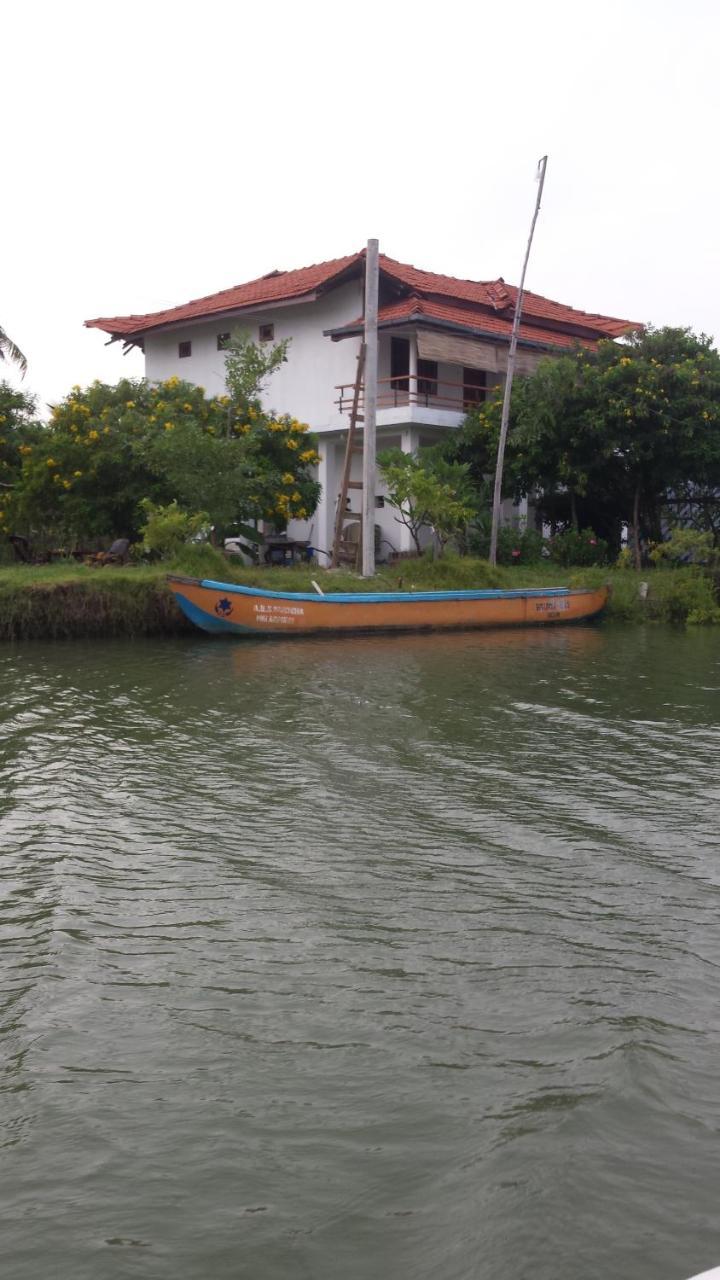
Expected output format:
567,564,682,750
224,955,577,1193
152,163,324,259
215,597,233,617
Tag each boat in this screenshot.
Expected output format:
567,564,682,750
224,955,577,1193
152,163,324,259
167,575,609,637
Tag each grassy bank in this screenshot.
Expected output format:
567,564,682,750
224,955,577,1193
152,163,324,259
0,546,718,639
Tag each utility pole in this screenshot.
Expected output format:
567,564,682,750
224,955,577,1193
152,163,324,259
362,238,379,577
489,156,548,566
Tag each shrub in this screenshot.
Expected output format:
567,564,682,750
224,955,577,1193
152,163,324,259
468,523,547,565
139,500,209,559
550,527,609,566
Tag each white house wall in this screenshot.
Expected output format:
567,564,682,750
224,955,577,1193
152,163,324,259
141,289,520,561
143,280,363,431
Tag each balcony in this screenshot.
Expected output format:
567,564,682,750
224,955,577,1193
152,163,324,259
335,372,489,428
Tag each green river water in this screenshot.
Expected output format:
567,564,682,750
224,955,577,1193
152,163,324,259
1,625,719,1280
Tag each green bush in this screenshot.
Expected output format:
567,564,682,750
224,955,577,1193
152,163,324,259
467,524,547,565
649,527,720,570
645,570,720,625
550,527,609,566
139,500,209,559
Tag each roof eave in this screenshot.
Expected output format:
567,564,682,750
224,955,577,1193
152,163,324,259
325,313,596,354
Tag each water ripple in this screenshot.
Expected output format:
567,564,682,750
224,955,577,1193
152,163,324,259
1,629,719,1280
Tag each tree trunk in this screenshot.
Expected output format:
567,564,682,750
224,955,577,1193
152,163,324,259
570,491,579,531
632,483,642,571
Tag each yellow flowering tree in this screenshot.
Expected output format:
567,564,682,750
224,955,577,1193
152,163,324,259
7,377,224,543
7,364,321,547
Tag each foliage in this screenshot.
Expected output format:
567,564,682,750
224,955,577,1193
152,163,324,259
0,325,27,378
378,446,474,555
451,327,720,562
138,499,209,559
549,527,609,567
5,367,320,545
648,526,720,570
468,522,547,565
223,329,290,412
0,382,43,528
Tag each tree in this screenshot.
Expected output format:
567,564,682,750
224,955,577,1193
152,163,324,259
378,447,474,556
0,325,27,378
0,383,44,535
6,371,321,546
452,327,720,565
223,328,290,423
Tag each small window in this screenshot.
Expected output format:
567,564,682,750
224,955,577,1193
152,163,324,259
217,332,230,351
259,323,274,343
417,358,438,398
178,340,192,358
463,367,487,407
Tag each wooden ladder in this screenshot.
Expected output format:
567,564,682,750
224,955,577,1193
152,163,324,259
330,343,366,568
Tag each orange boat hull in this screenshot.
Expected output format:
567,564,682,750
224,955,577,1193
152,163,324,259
168,576,609,637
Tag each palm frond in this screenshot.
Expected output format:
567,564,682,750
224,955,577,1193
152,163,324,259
0,325,27,377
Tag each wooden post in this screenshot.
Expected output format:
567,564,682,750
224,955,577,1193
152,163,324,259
362,238,379,577
489,156,548,566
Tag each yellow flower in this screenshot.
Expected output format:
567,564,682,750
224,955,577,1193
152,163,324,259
296,507,308,519
63,480,72,490
103,427,110,435
125,400,135,409
46,457,56,467
183,403,193,412
164,422,175,431
291,491,301,503
74,470,83,478
286,438,298,450
282,472,295,484
299,449,318,463
88,429,100,441
69,424,78,433
53,473,62,484
19,444,33,455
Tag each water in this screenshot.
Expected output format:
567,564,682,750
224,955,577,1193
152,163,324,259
1,625,719,1280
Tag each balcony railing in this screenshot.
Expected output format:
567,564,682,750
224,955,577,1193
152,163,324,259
335,373,488,416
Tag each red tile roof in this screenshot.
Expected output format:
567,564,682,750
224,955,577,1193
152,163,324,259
85,253,363,338
329,297,601,352
85,249,640,345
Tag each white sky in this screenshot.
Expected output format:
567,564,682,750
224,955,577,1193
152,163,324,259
3,0,720,413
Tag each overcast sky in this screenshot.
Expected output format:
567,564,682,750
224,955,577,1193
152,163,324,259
4,0,719,412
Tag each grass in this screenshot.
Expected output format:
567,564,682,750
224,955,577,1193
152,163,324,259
0,547,718,639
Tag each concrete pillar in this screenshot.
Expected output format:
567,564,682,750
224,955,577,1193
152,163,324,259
398,426,418,553
409,330,418,404
313,438,336,560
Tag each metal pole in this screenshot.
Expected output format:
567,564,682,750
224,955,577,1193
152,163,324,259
489,156,548,566
362,238,379,577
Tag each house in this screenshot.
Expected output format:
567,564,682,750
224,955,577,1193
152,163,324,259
85,251,639,559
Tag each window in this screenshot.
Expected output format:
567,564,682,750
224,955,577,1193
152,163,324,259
217,332,230,350
259,323,274,342
390,337,409,394
178,340,192,358
463,367,488,407
417,358,438,399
